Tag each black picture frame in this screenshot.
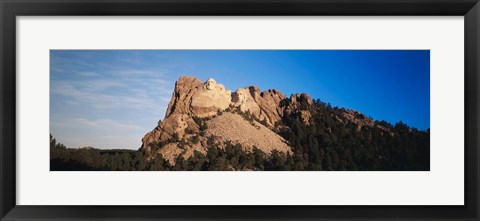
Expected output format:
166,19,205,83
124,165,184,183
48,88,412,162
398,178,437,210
1,0,479,220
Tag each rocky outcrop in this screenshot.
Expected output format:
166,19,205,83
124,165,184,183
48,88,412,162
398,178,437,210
334,108,393,135
141,76,296,161
164,76,203,117
286,93,313,114
285,93,314,124
143,77,233,153
190,78,232,118
232,87,287,126
232,87,262,117
142,114,198,154
337,108,375,129
141,76,388,163
165,77,231,118
258,89,288,125
163,76,291,130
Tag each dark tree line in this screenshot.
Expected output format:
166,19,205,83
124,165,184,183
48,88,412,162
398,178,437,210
51,134,295,171
51,98,429,171
50,135,150,171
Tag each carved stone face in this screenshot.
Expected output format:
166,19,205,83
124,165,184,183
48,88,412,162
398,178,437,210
234,89,247,103
206,78,216,90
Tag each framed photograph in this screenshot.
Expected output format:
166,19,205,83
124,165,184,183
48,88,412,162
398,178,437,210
1,0,479,220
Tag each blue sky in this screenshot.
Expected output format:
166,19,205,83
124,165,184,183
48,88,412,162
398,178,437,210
50,50,430,149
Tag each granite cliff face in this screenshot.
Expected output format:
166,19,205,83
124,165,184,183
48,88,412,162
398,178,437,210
233,86,288,127
162,76,290,126
141,76,294,163
165,77,232,118
141,76,386,164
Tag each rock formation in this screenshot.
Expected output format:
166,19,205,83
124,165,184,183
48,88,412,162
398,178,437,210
141,76,385,164
165,77,231,118
232,86,287,126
